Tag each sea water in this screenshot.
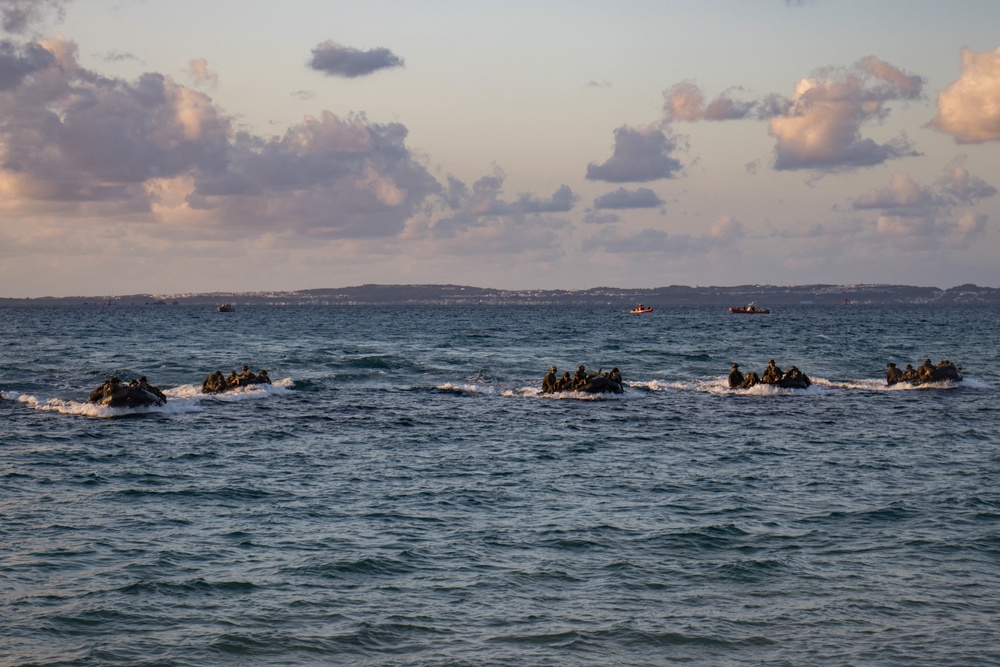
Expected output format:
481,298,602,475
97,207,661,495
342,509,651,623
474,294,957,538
1,303,999,666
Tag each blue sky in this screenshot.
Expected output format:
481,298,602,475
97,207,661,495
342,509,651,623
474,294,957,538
1,0,999,297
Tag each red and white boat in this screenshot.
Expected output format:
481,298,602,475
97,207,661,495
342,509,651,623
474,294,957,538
630,303,653,314
728,301,769,314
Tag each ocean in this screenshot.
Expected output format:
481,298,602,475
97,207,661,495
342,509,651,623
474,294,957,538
2,303,999,666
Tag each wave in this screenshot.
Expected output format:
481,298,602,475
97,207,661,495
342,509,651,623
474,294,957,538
630,374,987,395
503,386,626,400
628,376,830,396
830,376,986,391
168,378,293,402
436,382,498,396
6,377,293,417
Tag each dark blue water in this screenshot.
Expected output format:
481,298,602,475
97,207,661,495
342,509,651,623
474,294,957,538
2,304,999,666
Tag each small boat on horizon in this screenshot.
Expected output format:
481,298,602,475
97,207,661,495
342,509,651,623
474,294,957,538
728,301,769,314
217,303,235,312
630,303,653,314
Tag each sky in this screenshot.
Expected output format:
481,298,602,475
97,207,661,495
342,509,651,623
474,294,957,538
1,0,999,297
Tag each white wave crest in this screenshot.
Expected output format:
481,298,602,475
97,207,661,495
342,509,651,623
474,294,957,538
438,382,498,396
507,385,625,400
671,375,831,396
6,377,293,417
173,378,293,402
11,392,197,417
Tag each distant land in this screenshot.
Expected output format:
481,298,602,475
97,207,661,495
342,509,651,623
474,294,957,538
2,283,1000,307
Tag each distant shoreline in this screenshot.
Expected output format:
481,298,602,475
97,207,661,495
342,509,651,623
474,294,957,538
2,283,999,306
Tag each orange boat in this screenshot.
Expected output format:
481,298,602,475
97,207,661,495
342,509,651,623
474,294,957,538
728,301,769,314
630,303,653,314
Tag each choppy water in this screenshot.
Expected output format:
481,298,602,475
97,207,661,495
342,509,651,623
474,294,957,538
2,303,999,666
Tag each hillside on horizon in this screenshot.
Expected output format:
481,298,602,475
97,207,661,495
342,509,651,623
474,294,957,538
3,283,1000,307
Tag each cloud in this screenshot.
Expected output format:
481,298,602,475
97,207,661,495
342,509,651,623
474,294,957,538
853,172,939,211
440,168,576,215
850,162,994,245
429,168,577,240
582,211,620,224
935,155,997,203
582,227,674,254
586,124,684,182
189,58,218,89
663,82,756,122
0,35,441,241
103,49,139,63
852,160,996,217
768,57,922,170
875,211,988,246
931,47,1000,144
710,215,744,241
663,81,704,122
427,213,569,256
952,211,987,235
0,36,230,204
593,187,663,210
0,38,53,89
774,218,866,240
875,214,937,237
308,40,404,78
185,111,441,238
581,216,742,255
1,0,68,34
665,57,923,172
704,92,757,121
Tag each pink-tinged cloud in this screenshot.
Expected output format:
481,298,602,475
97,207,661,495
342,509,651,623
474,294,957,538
859,166,992,244
663,82,756,122
0,35,442,239
853,173,939,211
709,215,744,241
952,211,988,235
666,57,922,171
187,111,441,238
189,58,218,89
586,124,683,182
309,40,404,78
873,211,986,243
769,57,922,171
850,160,996,230
663,81,705,122
931,47,1000,144
875,214,935,237
0,36,229,203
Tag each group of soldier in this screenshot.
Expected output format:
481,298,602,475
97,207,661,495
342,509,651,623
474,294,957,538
85,364,273,406
88,375,167,406
728,360,812,389
541,364,622,393
82,356,964,405
886,358,962,386
201,365,272,394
